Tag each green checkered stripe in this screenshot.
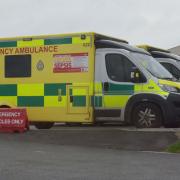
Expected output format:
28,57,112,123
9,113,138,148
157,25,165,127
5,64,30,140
92,83,134,107
0,37,73,48
0,83,134,107
0,83,86,107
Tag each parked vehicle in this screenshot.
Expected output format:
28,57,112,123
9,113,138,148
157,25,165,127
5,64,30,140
0,32,180,128
138,45,180,80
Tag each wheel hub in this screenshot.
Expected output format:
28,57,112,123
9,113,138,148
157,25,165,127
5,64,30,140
138,108,156,127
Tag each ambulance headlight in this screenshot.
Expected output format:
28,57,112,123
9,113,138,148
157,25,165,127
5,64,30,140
159,84,177,92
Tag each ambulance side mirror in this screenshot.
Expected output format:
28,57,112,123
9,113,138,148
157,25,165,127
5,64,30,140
130,68,146,83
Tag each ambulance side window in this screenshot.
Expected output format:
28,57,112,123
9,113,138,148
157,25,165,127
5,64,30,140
5,55,31,78
105,54,136,82
161,62,180,79
160,62,172,73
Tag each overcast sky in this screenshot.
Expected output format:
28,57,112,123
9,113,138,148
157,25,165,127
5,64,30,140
0,0,180,49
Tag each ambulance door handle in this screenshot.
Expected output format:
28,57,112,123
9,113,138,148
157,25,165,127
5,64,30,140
58,89,62,102
103,82,109,91
70,96,73,103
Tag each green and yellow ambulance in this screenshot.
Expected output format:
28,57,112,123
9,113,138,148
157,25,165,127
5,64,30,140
0,32,180,128
138,45,180,80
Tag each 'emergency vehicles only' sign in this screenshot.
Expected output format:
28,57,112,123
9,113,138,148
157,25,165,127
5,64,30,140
53,53,88,73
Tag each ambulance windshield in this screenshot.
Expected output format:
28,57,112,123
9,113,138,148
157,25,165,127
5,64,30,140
133,53,173,79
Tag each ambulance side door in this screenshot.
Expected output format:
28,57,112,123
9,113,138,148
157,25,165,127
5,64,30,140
95,49,137,120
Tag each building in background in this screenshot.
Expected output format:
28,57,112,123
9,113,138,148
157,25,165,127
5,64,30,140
169,46,180,55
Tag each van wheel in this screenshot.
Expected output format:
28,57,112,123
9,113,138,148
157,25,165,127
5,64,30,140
34,122,54,129
132,103,162,128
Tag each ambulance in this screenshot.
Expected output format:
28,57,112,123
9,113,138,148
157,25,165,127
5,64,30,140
0,32,180,129
137,45,180,80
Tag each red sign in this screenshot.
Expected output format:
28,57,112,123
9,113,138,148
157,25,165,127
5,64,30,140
0,109,29,133
53,53,88,73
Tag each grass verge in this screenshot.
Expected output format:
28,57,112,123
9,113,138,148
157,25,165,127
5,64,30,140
166,141,180,153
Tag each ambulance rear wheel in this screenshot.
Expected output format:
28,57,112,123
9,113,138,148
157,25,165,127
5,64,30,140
132,102,162,128
34,122,54,129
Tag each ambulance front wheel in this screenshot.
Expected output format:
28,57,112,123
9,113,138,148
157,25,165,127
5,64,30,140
132,102,162,128
34,122,54,129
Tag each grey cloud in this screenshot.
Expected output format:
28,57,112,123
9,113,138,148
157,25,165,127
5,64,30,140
0,0,180,48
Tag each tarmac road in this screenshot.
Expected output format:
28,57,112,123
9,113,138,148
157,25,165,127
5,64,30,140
0,126,180,180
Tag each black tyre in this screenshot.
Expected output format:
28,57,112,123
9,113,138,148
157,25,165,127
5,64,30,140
34,122,54,129
132,102,162,128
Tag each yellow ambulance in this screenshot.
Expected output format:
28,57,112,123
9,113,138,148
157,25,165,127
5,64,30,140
0,32,180,129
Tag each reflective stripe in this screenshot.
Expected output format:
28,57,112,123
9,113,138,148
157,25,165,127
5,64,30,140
72,36,91,44
44,83,66,96
95,82,102,94
104,95,130,108
106,83,134,95
17,39,44,47
72,96,86,107
0,35,91,48
44,96,66,107
18,96,44,107
72,88,87,96
44,38,72,45
0,41,17,48
17,84,44,96
0,81,170,108
134,84,142,92
93,96,102,107
0,84,17,96
0,96,17,106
